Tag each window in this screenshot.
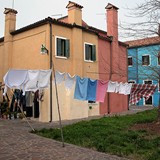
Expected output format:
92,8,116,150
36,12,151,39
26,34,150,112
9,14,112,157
144,80,152,85
128,57,133,66
56,37,70,58
88,100,96,103
128,80,136,84
142,55,150,66
144,80,153,105
84,43,96,61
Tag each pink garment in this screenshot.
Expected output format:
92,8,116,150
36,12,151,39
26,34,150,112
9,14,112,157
96,80,108,102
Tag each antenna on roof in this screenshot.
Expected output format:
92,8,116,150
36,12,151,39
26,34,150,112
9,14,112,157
96,13,106,15
12,0,15,9
51,14,63,18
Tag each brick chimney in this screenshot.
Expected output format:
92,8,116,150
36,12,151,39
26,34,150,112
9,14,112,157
4,8,17,38
105,3,119,80
66,1,83,26
105,3,119,41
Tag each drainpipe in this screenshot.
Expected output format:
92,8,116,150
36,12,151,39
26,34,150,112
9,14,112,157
136,48,138,83
49,19,53,122
108,37,113,114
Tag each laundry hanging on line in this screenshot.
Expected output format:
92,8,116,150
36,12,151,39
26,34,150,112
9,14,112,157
129,83,157,105
3,69,157,105
3,69,52,95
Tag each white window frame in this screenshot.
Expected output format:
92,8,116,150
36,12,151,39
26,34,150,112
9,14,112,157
84,42,96,62
128,56,133,67
55,36,68,59
142,54,151,66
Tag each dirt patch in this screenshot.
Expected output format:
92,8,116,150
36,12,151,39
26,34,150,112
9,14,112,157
131,121,160,135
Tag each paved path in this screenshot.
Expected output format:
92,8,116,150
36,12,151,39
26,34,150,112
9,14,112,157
0,106,153,160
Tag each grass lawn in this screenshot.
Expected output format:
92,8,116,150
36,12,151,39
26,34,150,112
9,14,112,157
33,109,160,160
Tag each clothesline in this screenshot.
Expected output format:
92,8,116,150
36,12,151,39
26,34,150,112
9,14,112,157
2,69,157,105
54,71,157,104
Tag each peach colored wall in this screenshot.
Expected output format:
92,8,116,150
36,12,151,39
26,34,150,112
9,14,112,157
82,32,98,80
68,8,82,25
0,42,4,82
0,42,4,102
12,25,50,70
53,24,99,79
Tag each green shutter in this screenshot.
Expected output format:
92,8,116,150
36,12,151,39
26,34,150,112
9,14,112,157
57,38,61,56
85,44,89,60
92,45,96,61
65,39,70,58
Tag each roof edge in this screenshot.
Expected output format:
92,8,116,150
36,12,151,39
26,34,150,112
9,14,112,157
0,37,4,42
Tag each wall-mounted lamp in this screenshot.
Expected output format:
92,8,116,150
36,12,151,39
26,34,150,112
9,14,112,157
41,44,48,54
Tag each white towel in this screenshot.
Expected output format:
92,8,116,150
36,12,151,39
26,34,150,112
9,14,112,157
65,73,76,90
54,71,65,85
38,70,52,88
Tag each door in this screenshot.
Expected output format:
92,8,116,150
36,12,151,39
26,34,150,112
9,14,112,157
144,80,153,105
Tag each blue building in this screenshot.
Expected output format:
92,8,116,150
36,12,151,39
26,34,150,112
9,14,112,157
127,36,160,106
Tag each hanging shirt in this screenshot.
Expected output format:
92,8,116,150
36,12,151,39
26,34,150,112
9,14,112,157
24,69,51,92
65,73,76,90
24,70,40,92
96,80,108,102
124,83,133,95
86,79,97,101
3,69,29,95
54,71,65,85
107,81,117,92
38,70,52,88
74,76,88,101
118,82,127,94
115,82,120,93
129,84,157,105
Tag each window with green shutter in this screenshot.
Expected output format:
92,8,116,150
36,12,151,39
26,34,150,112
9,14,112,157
56,37,70,58
84,43,96,62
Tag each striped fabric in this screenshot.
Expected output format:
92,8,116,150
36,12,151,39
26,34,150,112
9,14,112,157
129,84,157,105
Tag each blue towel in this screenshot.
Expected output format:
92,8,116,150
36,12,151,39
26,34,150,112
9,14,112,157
86,79,97,101
74,76,88,100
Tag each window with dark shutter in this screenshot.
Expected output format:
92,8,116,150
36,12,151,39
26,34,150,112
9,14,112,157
56,37,70,58
92,45,96,61
142,55,150,66
85,43,96,62
128,57,133,66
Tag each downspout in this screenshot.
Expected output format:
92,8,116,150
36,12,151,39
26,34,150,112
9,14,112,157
108,37,113,114
49,20,53,122
136,48,138,83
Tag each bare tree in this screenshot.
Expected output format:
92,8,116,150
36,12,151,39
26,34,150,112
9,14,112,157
120,0,160,40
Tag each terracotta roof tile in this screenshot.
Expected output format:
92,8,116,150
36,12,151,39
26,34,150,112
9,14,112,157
66,1,83,9
126,36,160,48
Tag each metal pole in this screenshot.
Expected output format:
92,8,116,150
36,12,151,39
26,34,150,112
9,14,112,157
49,19,64,147
49,20,53,122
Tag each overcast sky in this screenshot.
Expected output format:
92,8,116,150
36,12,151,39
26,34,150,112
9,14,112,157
0,0,145,41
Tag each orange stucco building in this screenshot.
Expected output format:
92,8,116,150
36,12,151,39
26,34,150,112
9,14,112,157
0,1,128,122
